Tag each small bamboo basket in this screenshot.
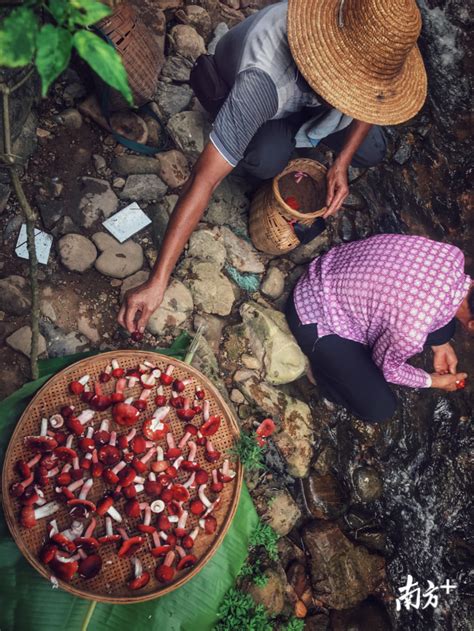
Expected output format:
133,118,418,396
96,2,164,110
249,158,327,255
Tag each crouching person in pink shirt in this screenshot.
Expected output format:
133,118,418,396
285,234,473,422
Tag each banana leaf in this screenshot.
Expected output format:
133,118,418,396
0,343,257,631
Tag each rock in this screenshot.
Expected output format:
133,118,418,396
303,521,385,610
37,199,63,230
92,233,144,279
176,5,212,39
0,275,30,315
302,472,348,520
261,267,285,299
167,111,211,160
77,315,100,344
120,270,150,301
264,489,301,536
154,82,193,120
238,376,314,478
193,314,225,353
289,230,331,265
230,388,245,404
112,177,126,189
40,321,89,357
161,55,194,82
204,177,250,232
305,613,330,631
6,326,47,358
147,279,194,335
120,174,168,202
53,216,80,237
241,353,261,370
112,155,161,176
180,259,235,316
0,181,10,214
352,466,383,503
156,0,182,8
187,228,227,268
40,299,56,322
170,24,206,61
247,568,287,616
78,177,119,228
156,150,190,188
330,598,393,631
219,226,265,273
240,301,307,385
58,234,97,273
58,108,82,130
143,114,165,147
93,154,106,172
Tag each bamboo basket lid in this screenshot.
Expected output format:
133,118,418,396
2,351,242,603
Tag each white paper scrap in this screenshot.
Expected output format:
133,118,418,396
102,203,152,243
15,224,53,265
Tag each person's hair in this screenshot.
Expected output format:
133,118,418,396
468,285,474,319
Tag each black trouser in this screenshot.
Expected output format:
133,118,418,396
190,55,387,180
284,291,455,423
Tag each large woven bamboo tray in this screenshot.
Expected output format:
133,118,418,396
2,351,242,603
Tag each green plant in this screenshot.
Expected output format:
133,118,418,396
282,617,305,631
230,432,266,471
238,559,268,586
215,587,273,631
249,521,279,561
0,0,132,103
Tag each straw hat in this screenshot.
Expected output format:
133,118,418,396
287,0,427,125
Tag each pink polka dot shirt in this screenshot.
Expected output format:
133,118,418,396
294,235,471,388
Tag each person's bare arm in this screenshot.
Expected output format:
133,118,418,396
118,142,233,333
324,120,372,218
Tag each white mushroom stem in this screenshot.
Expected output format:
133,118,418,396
124,397,134,405
173,456,183,471
60,463,71,474
126,428,137,442
85,427,94,440
135,476,146,484
176,545,186,559
183,473,195,489
151,368,161,379
143,505,152,526
164,365,174,377
111,359,120,370
72,457,80,471
107,506,122,523
188,527,199,544
105,516,114,536
140,447,156,465
99,419,110,432
177,511,188,530
150,500,165,514
166,433,176,449
188,441,197,462
134,484,144,493
78,375,90,386
109,431,117,447
84,518,96,538
159,531,168,542
132,557,143,579
40,417,48,436
56,553,81,563
168,515,179,523
152,405,170,422
127,375,140,388
34,501,60,519
67,479,84,493
115,378,127,394
198,484,212,508
77,409,95,425
65,434,74,449
203,497,221,518
203,400,210,422
77,548,87,560
79,478,94,499
62,520,84,540
137,388,152,402
49,414,64,429
148,472,156,482
49,519,59,537
27,454,42,468
152,531,161,547
112,461,127,475
178,432,192,449
144,360,156,369
156,446,164,462
220,459,236,480
47,467,59,478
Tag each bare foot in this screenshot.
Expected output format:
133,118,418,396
306,365,317,385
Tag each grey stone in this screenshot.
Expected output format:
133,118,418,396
120,174,168,202
161,55,194,82
58,234,97,273
240,301,307,385
39,321,88,357
58,108,83,130
261,267,285,299
6,326,47,358
147,279,194,335
37,199,63,230
92,232,144,279
193,313,225,353
156,150,190,188
352,466,383,503
154,81,193,120
188,228,227,268
180,258,235,316
208,23,229,54
170,24,206,61
219,225,265,273
265,489,301,536
177,5,212,39
203,177,249,232
93,154,106,172
0,275,30,315
78,177,119,228
167,111,211,160
112,155,161,176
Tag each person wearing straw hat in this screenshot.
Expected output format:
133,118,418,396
285,234,472,422
118,0,427,334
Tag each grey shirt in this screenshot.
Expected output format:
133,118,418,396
210,1,352,166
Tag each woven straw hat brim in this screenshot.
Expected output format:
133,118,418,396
287,0,428,125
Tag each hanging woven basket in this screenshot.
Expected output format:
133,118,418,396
95,2,164,111
249,158,327,255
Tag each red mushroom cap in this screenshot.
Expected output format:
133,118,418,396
158,514,171,531
155,564,175,583
171,485,189,502
96,496,114,516
50,557,79,581
194,469,209,485
130,436,146,455
40,543,58,564
144,480,163,497
24,435,58,453
78,554,102,579
176,408,196,422
118,467,136,487
98,445,121,466
256,418,276,438
200,416,221,437
204,515,217,535
51,533,77,552
118,536,144,558
125,498,141,519
75,536,99,552
113,402,139,427
137,524,156,534
69,381,84,395
177,554,197,571
151,544,172,558
189,499,205,516
128,570,150,590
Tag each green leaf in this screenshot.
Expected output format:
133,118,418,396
72,30,133,105
69,0,111,26
0,7,38,68
36,25,72,96
47,0,69,25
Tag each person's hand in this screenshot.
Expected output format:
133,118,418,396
117,282,165,334
430,372,467,392
432,342,458,375
324,158,349,218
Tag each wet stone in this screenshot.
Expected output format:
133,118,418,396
167,111,212,160
154,82,193,120
352,466,383,503
161,55,194,82
264,488,301,536
0,275,30,315
247,568,287,616
303,471,348,520
170,24,206,61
